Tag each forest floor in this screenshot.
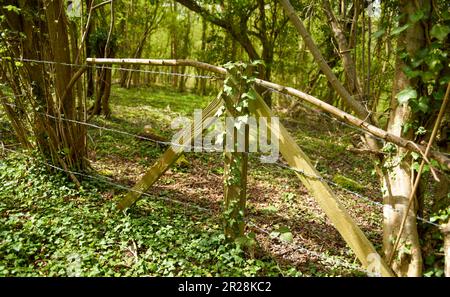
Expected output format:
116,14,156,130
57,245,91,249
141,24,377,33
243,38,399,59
0,85,384,276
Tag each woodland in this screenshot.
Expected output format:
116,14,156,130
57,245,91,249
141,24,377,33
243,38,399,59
0,0,449,277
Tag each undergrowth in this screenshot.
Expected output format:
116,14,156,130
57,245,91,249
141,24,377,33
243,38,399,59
0,152,299,277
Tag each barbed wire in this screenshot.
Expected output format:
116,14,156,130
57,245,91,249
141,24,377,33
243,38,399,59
263,87,442,228
1,57,444,274
1,100,224,152
0,57,222,80
0,94,26,101
0,146,210,212
0,145,368,275
265,86,388,143
1,95,440,227
247,221,368,274
268,86,450,158
261,159,440,228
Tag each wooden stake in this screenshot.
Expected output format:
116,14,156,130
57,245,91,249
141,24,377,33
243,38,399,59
221,72,250,240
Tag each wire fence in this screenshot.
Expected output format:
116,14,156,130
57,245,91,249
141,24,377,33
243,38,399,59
265,160,440,227
262,87,443,228
0,68,442,229
0,145,366,275
1,57,446,275
0,57,222,80
0,59,439,227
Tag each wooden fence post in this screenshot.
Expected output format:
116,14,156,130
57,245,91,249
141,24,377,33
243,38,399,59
221,65,253,240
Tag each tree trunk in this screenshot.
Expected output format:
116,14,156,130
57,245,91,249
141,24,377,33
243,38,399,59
198,18,207,95
382,0,428,277
443,223,450,277
1,0,88,174
323,0,363,97
85,0,95,97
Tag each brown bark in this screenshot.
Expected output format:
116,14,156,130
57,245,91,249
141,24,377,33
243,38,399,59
1,0,88,174
44,0,74,117
322,0,363,97
174,0,279,106
279,0,369,120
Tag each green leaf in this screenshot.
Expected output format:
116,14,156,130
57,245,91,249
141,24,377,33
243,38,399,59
223,85,233,96
251,60,265,67
415,126,427,136
396,87,417,105
430,24,450,41
372,28,385,39
402,122,413,134
443,11,450,21
3,5,21,14
277,225,291,234
417,97,430,113
279,232,293,243
411,152,420,160
410,10,425,23
269,231,280,238
391,24,410,36
242,89,256,101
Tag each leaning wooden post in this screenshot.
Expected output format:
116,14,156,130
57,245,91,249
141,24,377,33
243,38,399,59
221,63,254,240
442,222,450,277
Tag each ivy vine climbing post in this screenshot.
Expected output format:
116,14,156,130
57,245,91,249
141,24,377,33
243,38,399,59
221,62,258,240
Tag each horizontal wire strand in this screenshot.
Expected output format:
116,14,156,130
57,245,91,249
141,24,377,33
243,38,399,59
0,57,222,80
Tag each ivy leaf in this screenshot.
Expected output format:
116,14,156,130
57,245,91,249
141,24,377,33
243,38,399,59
396,87,417,105
402,122,413,135
223,85,233,96
411,152,420,160
269,231,280,239
409,10,425,23
415,126,427,136
276,225,293,243
242,89,256,101
372,28,385,39
403,66,421,79
443,11,450,21
412,162,421,172
3,5,21,14
279,232,294,243
251,60,265,67
214,106,226,118
417,97,430,113
391,24,410,36
430,24,450,41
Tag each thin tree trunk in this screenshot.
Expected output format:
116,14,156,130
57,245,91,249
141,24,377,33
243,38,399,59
280,0,368,120
1,0,88,174
443,223,450,277
323,0,363,97
382,0,428,277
